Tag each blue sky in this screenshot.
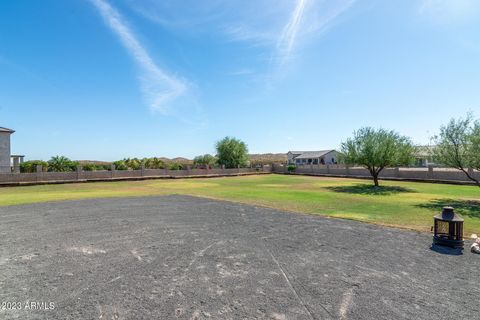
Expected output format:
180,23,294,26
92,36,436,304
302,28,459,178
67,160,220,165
1,0,479,161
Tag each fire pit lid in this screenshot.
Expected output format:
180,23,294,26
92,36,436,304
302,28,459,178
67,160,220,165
433,206,464,222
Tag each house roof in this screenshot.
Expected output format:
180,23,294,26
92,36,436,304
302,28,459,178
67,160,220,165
293,150,335,159
0,127,15,133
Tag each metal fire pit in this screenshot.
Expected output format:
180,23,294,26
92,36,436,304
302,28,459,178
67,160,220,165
433,206,464,249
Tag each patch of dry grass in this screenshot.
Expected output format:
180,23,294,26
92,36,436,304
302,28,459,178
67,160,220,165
1,174,479,234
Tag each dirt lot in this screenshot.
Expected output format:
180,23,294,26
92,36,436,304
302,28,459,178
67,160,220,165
0,195,478,319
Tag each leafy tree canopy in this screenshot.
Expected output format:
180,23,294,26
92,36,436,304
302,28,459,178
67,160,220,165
215,137,249,169
433,114,480,186
193,154,217,167
20,160,48,173
47,156,78,172
341,127,414,186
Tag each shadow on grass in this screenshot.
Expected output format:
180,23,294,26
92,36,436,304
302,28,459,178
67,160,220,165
417,199,480,219
327,184,416,196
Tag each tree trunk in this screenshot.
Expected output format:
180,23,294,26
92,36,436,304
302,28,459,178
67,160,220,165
373,174,379,187
460,168,480,187
368,167,380,187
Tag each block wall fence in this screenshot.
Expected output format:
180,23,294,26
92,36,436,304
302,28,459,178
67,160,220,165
272,164,480,184
0,163,479,186
0,165,271,186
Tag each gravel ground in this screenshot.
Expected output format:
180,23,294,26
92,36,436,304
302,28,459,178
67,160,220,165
0,195,478,319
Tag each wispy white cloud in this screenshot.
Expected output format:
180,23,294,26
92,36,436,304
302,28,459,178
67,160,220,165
307,0,357,34
273,0,356,66
275,0,309,66
122,0,356,84
89,0,187,114
222,25,274,45
127,2,226,30
418,0,480,23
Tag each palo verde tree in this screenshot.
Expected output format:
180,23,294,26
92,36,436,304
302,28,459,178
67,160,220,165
341,127,414,186
215,137,249,169
193,154,217,167
432,114,480,186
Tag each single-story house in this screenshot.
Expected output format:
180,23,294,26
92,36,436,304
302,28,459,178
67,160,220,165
414,145,436,167
287,150,339,165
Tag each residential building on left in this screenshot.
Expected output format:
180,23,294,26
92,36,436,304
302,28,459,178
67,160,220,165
0,127,23,173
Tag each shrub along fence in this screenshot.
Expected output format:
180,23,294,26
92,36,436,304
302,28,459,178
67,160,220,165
272,164,480,184
0,165,271,186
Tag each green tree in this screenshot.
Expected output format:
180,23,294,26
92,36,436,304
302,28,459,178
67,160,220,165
124,158,142,170
20,160,48,173
47,156,78,172
113,160,128,170
193,154,217,168
82,163,98,171
432,115,480,186
215,137,249,169
144,157,166,169
341,127,414,186
169,162,183,170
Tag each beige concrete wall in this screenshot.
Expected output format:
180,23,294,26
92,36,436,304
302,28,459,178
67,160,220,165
273,164,480,184
1,163,477,186
0,167,266,186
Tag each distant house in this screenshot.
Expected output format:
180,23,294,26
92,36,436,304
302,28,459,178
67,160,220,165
414,145,436,167
287,150,339,165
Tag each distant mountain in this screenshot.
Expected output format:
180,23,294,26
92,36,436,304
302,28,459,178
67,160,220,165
77,158,194,165
78,153,287,166
77,160,112,165
249,153,287,164
171,157,194,164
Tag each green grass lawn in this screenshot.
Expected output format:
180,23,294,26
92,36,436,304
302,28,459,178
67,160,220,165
1,174,479,234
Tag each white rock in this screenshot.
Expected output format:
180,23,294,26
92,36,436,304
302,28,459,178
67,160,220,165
471,243,480,254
